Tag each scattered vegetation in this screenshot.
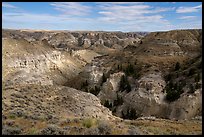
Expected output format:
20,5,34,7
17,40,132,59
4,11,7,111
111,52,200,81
164,56,202,102
103,94,123,112
101,73,107,85
119,75,131,92
194,73,200,82
81,80,88,89
124,63,141,79
175,62,181,71
122,107,140,120
165,80,184,102
82,118,97,128
40,124,66,135
89,86,100,96
104,100,113,109
113,94,124,106
188,84,195,94
125,63,135,76
188,67,196,76
117,64,123,71
8,114,16,120
97,121,112,135
28,127,38,135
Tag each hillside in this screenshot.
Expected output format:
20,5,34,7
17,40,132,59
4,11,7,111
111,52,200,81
2,29,202,135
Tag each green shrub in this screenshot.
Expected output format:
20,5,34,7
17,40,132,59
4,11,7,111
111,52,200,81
165,74,172,81
8,114,16,119
104,100,112,109
125,63,134,76
118,64,122,71
83,118,95,128
81,80,88,89
102,73,107,83
113,94,123,106
188,68,196,76
165,82,184,102
122,107,140,120
119,75,131,92
194,73,200,82
195,82,201,89
166,90,181,102
188,84,195,94
97,121,111,135
28,127,38,135
175,62,181,71
89,86,100,96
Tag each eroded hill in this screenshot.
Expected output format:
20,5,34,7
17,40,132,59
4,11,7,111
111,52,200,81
2,29,202,135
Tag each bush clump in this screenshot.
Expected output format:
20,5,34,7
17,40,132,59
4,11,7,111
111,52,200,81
101,73,107,85
175,62,181,71
165,81,184,102
83,118,96,128
97,121,111,135
119,75,131,92
113,94,123,106
2,125,22,135
104,100,112,109
188,67,196,76
40,125,66,135
122,107,140,120
89,86,100,96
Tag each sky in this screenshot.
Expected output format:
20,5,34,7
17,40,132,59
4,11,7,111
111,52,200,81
2,2,202,32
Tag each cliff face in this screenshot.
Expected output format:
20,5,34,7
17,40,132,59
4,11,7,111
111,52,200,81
2,36,100,86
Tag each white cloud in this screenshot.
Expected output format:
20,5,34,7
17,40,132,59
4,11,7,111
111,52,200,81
97,3,172,25
171,22,201,30
176,5,202,13
3,13,65,23
3,2,201,32
50,2,92,16
97,2,144,5
2,11,99,31
178,16,197,20
2,12,96,24
2,2,17,8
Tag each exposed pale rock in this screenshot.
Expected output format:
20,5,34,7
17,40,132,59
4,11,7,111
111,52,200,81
98,72,125,102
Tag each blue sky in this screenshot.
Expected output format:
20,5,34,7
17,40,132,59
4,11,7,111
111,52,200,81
2,2,202,32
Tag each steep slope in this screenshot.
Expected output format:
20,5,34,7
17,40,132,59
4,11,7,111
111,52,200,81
2,37,99,86
2,84,114,121
69,29,202,120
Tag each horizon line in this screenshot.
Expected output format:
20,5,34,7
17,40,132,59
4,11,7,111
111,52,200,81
2,28,202,33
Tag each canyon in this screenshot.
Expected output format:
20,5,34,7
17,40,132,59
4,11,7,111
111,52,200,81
2,29,202,135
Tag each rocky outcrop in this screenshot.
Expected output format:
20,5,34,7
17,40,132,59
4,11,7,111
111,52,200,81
97,70,202,120
98,72,125,102
2,37,101,86
140,29,202,57
168,89,202,120
2,29,146,51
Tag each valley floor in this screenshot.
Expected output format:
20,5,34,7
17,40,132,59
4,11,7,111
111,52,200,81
2,115,202,135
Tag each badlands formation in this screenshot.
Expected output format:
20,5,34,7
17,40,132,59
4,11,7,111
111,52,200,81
2,29,202,135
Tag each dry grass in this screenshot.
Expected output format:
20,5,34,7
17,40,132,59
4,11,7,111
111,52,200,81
126,119,202,135
3,116,48,135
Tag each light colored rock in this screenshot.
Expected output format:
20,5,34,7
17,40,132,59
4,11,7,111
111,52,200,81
98,72,125,102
